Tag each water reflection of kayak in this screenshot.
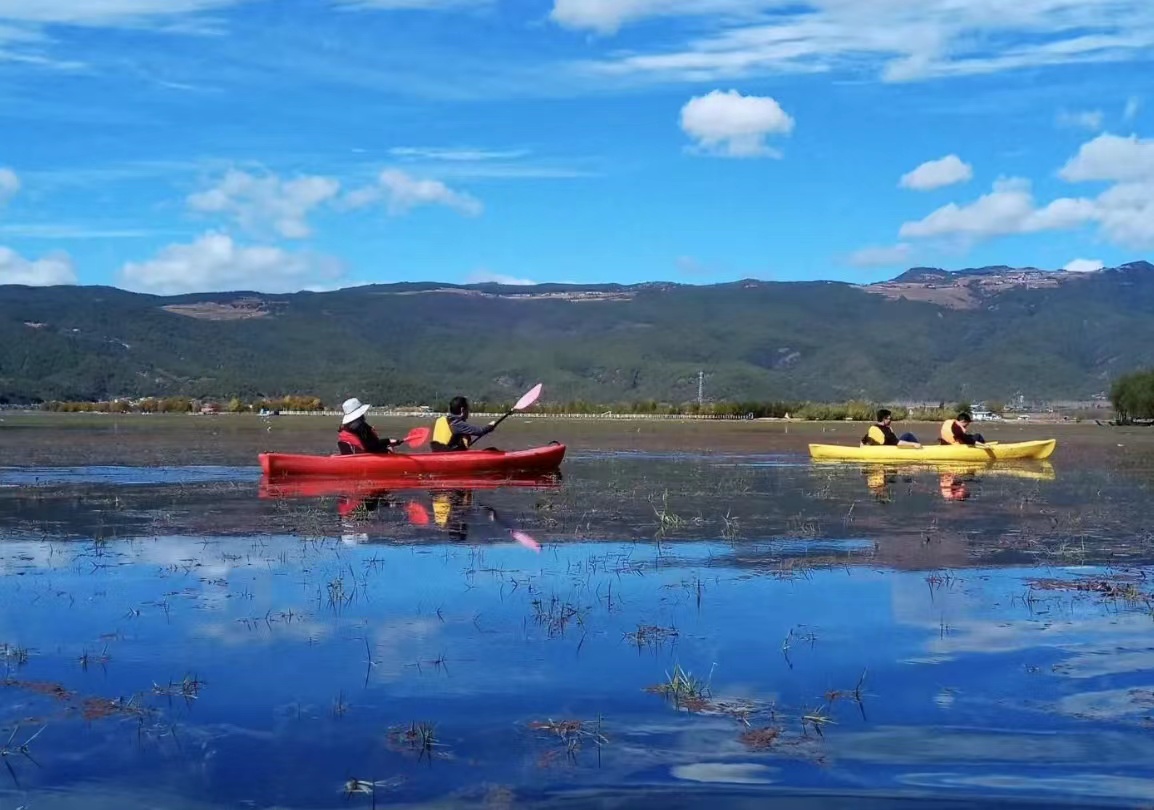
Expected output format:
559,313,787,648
814,459,1056,481
258,473,562,501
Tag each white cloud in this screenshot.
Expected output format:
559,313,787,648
899,155,973,191
1053,133,1154,246
1063,258,1104,273
566,0,1154,84
389,146,529,162
333,0,489,9
0,1,242,67
893,131,1154,250
1058,132,1154,182
898,177,1095,240
467,270,536,285
551,0,757,35
1056,109,1104,131
1124,97,1141,122
0,0,241,25
0,245,77,286
679,89,794,158
187,169,340,240
0,167,19,205
1089,179,1154,246
849,243,913,268
118,231,344,295
0,223,160,239
383,146,594,179
344,169,482,216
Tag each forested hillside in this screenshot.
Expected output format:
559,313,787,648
2,261,1151,405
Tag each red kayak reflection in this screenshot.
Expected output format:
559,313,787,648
258,472,562,501
258,472,559,550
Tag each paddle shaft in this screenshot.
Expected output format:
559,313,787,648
471,384,542,445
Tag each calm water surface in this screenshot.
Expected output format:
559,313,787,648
1,418,1153,808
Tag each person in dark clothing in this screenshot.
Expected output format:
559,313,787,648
336,398,401,455
861,408,921,447
939,412,987,446
430,396,497,452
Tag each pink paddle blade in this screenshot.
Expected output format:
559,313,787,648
404,426,430,447
511,530,541,552
513,383,543,412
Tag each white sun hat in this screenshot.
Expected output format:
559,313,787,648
341,397,371,424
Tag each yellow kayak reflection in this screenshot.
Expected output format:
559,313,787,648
812,460,1056,503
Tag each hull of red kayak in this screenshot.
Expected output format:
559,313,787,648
259,443,566,479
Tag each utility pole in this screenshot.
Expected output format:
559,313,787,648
698,371,704,406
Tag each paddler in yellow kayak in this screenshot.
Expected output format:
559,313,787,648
860,409,922,448
431,396,497,452
939,412,988,446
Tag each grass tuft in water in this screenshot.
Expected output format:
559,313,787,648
645,663,714,710
387,721,444,761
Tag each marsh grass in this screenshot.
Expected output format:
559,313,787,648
624,623,679,650
1027,570,1151,606
645,663,714,710
650,490,685,534
530,594,587,638
387,721,444,761
0,644,30,669
781,625,818,669
152,673,204,704
343,776,404,809
1,722,46,784
528,715,608,764
721,509,740,539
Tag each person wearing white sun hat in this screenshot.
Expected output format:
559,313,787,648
336,397,401,455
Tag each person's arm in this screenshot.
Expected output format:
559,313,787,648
361,425,399,453
454,419,496,438
953,423,977,446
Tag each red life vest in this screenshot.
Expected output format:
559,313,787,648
337,428,367,454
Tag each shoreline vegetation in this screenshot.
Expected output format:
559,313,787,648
20,397,1108,423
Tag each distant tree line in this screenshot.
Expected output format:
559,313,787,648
40,395,326,414
1110,369,1154,423
29,395,1002,422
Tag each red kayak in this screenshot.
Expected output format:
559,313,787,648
259,442,566,479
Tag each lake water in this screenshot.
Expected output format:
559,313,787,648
1,416,1153,808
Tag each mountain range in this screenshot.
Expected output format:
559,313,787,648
3,261,1152,406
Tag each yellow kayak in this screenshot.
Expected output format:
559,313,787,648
808,439,1056,462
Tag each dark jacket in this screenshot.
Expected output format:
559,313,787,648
337,419,395,454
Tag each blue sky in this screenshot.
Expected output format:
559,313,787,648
0,0,1152,294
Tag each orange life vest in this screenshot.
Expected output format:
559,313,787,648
939,419,962,445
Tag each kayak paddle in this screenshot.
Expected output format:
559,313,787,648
469,384,543,449
489,384,543,431
510,530,541,553
479,500,542,553
397,426,430,449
